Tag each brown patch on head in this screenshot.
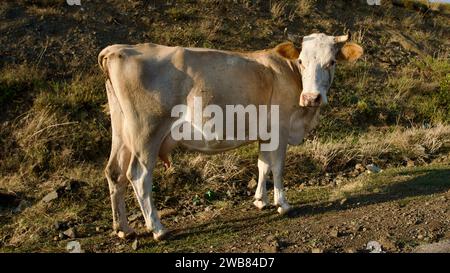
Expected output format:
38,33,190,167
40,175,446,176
336,42,363,62
274,42,300,60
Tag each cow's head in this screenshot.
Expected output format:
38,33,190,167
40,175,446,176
298,33,363,107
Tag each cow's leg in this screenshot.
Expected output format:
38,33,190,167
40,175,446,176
105,143,134,237
254,153,270,209
270,145,291,215
127,144,167,241
104,80,135,236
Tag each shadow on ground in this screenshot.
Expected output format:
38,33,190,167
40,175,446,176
151,167,450,245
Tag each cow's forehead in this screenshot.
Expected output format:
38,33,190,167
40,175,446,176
300,34,335,61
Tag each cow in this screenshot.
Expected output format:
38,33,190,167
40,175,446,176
98,33,363,240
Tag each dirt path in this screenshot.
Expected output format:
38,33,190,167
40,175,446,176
94,162,449,253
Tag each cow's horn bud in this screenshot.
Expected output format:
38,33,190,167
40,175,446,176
334,34,349,43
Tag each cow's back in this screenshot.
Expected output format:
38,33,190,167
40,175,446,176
99,43,274,110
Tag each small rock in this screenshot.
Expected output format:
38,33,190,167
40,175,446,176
132,239,139,251
95,226,103,232
63,228,77,239
117,231,125,239
311,248,323,253
42,191,59,203
247,178,257,190
66,241,84,253
366,164,382,174
366,241,383,253
355,163,365,173
58,232,65,239
53,236,59,241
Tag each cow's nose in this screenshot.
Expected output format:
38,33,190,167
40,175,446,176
301,93,322,107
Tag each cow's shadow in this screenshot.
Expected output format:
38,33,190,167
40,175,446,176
157,167,450,243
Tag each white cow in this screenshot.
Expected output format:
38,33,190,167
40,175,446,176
98,33,363,240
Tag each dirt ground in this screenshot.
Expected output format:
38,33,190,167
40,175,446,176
115,161,450,253
3,160,446,253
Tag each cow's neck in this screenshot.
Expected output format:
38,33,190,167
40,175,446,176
288,104,321,146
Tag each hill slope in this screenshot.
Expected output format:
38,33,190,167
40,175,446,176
0,0,449,252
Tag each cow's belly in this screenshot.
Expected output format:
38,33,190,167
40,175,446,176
157,132,254,168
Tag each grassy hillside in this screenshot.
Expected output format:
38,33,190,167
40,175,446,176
0,0,449,252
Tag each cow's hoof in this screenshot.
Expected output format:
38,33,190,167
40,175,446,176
153,228,169,241
276,204,291,215
253,199,268,210
116,229,137,240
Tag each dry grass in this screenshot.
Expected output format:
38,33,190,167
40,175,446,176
351,28,366,45
200,17,223,43
270,1,287,25
291,124,450,172
296,0,316,16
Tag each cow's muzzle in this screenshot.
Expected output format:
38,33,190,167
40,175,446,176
300,92,322,107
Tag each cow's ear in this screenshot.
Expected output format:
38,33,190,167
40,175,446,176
275,42,300,60
336,42,363,62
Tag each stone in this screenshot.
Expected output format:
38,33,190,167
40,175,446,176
66,241,84,253
355,163,365,173
132,239,139,251
366,241,383,253
42,191,59,203
247,178,257,190
366,164,382,174
63,228,77,239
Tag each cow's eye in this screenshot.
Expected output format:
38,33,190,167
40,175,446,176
324,60,336,69
298,59,305,69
